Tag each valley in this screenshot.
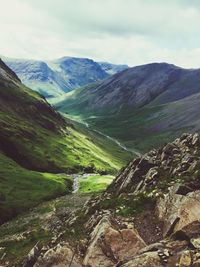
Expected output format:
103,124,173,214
1,58,200,267
0,58,129,226
53,62,200,153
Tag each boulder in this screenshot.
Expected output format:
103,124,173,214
120,251,163,267
83,215,146,267
34,243,81,267
156,186,200,236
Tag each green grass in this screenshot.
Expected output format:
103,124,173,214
55,98,192,154
78,174,114,193
99,193,156,217
0,77,125,175
52,83,196,154
0,153,73,223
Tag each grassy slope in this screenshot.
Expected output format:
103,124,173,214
0,153,73,223
0,79,126,173
78,174,114,193
52,87,196,153
66,117,133,166
0,60,129,223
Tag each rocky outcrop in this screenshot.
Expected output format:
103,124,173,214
34,243,81,267
83,214,146,267
156,186,200,237
108,133,200,196
23,242,82,267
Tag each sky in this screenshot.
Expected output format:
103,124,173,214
1,0,200,67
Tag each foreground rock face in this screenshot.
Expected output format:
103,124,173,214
156,186,200,237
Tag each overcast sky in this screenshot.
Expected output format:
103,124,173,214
1,0,200,67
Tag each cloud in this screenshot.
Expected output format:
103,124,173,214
0,0,200,67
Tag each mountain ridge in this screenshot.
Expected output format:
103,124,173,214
3,56,128,98
53,62,200,153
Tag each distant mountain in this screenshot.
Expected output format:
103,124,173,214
98,62,128,75
53,62,200,152
4,56,128,98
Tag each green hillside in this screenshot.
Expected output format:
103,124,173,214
0,59,130,223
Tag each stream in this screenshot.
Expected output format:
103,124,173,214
72,173,95,193
82,121,141,157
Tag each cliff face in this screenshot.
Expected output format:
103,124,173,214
108,132,200,196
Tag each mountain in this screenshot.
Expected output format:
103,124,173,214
53,62,200,153
4,56,128,98
0,59,130,223
98,61,128,75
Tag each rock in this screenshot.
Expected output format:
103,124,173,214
192,133,200,146
23,243,41,267
191,237,200,249
178,251,192,267
120,251,164,267
163,143,177,155
156,186,200,236
145,168,159,182
33,243,81,267
193,258,200,267
83,215,146,267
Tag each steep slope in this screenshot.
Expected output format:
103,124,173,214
4,56,128,98
4,59,66,98
48,56,108,89
53,62,200,152
0,58,128,173
54,62,200,113
0,59,131,223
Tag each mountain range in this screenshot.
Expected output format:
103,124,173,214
3,56,128,98
53,62,200,153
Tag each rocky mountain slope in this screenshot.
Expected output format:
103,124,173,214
54,62,200,112
53,62,200,153
0,59,130,224
4,57,128,98
2,132,200,266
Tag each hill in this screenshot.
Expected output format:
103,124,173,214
0,59,130,223
53,62,200,152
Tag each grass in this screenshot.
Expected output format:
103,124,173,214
0,76,126,175
99,193,156,217
54,96,193,154
0,152,73,223
78,174,114,193
0,192,90,266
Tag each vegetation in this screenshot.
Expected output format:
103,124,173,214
99,193,155,217
78,174,114,193
0,153,73,223
53,98,191,154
